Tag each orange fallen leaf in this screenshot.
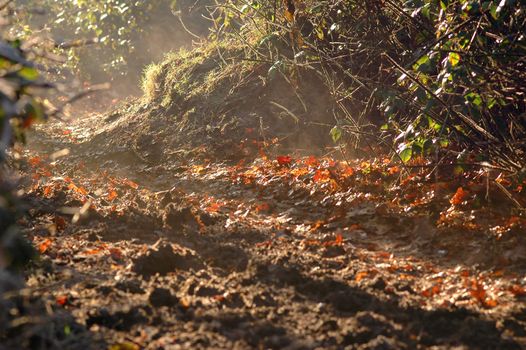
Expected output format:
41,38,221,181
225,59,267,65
39,238,52,254
284,6,294,22
212,294,226,302
276,155,293,166
124,179,139,189
304,156,319,167
291,167,310,178
421,284,441,298
22,114,36,129
355,271,369,282
388,166,400,175
179,298,191,309
469,279,496,307
375,251,392,259
484,298,498,308
107,190,118,201
206,202,223,213
506,216,521,228
302,239,321,247
56,295,68,306
43,185,53,198
256,240,273,248
324,233,343,247
28,156,42,166
469,279,486,301
313,169,331,183
40,169,52,177
255,202,270,212
404,193,417,201
67,183,88,196
310,220,324,232
450,187,468,205
495,173,512,187
334,233,343,246
342,166,355,177
83,248,103,255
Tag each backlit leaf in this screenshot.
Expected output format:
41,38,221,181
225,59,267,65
330,126,342,143
399,147,413,163
448,52,460,66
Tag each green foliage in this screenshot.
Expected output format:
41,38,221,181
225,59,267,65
14,0,212,92
0,14,48,270
51,0,169,75
214,0,525,169
330,126,343,143
387,0,525,168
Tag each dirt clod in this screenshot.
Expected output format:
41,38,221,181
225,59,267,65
162,204,198,231
149,287,177,307
132,241,203,277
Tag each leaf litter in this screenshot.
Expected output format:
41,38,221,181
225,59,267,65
7,114,526,349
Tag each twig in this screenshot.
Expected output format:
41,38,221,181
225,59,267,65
493,180,525,211
172,10,203,40
269,100,300,123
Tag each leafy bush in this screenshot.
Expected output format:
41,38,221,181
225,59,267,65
214,0,525,170
0,26,47,270
14,0,211,93
385,0,525,169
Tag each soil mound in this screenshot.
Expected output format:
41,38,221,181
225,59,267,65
47,40,337,172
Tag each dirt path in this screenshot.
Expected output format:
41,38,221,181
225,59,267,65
7,117,526,349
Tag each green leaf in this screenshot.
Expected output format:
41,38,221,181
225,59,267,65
465,92,482,107
330,126,342,143
18,67,39,81
454,165,465,175
399,147,413,163
427,116,442,132
415,54,430,67
448,52,460,66
414,54,431,73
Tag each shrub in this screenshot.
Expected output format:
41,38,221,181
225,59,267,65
214,0,526,169
0,20,48,270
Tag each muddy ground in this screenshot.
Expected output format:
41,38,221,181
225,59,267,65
1,102,525,350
